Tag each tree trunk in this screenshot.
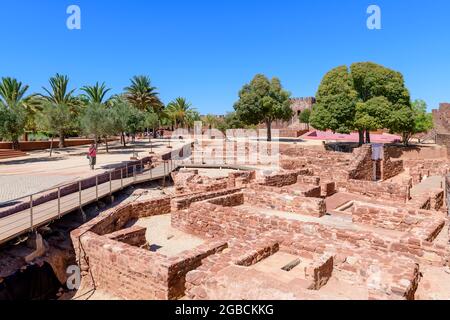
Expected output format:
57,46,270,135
12,138,20,150
105,136,109,153
403,132,410,146
58,132,65,149
366,130,371,144
358,130,365,146
121,132,126,147
266,120,272,142
49,135,54,157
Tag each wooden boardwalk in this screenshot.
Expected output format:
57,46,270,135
0,160,179,246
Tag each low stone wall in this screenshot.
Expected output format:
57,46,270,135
75,230,226,299
185,235,334,299
0,139,119,151
171,169,229,194
170,188,242,211
243,187,326,217
403,159,449,184
340,179,411,202
172,200,448,268
105,226,147,247
352,202,446,241
70,196,229,300
184,228,420,300
256,170,302,187
383,158,404,181
227,171,256,188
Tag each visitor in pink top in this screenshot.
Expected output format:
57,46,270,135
87,143,97,170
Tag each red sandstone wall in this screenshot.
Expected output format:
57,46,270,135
243,186,326,217
0,139,118,151
340,179,411,202
70,196,229,300
403,159,449,184
172,200,448,268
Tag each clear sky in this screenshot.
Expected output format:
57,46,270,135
0,0,448,114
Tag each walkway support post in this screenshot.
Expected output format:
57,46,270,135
30,195,33,231
95,176,99,203
78,181,82,209
163,161,167,188
57,187,61,218
121,168,123,189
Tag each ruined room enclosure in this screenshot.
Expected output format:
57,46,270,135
69,143,450,300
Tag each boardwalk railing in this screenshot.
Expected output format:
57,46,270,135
0,153,186,246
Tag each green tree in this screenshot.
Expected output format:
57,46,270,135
412,100,434,138
79,103,106,147
126,106,145,142
124,75,163,112
36,102,75,152
80,82,113,148
81,82,111,104
109,98,133,147
310,66,358,138
354,97,392,143
234,74,292,141
310,63,412,146
387,107,415,146
185,109,201,130
144,110,159,140
298,109,311,130
166,97,196,129
0,78,37,149
202,114,218,130
388,99,433,145
41,74,79,147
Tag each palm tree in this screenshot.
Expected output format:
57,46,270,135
81,82,111,104
0,77,37,149
202,114,218,130
42,74,77,106
124,75,163,112
166,97,196,129
41,74,78,148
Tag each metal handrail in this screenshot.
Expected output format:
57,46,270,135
0,144,192,245
0,144,192,207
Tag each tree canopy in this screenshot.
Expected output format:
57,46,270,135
234,74,292,141
310,62,413,145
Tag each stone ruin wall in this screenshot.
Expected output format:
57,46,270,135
172,193,448,300
68,142,450,300
70,195,234,300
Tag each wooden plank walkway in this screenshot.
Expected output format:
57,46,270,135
0,160,178,246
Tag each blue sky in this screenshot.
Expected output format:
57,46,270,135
0,0,448,114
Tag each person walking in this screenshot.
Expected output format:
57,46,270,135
87,143,97,170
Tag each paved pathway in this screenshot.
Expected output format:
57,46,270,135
0,176,74,203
